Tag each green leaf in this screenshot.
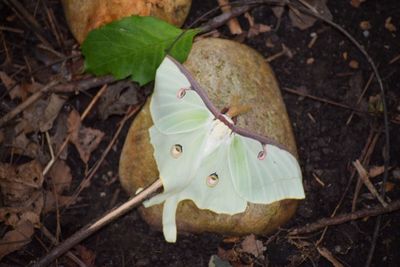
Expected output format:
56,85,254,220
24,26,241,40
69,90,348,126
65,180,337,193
81,16,199,86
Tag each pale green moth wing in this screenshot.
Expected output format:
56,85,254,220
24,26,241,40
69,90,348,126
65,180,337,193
144,126,247,242
144,125,207,207
150,56,213,134
228,135,305,204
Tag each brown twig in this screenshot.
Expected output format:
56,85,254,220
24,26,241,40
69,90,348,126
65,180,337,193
282,87,365,113
266,44,293,62
51,75,115,93
199,5,252,33
217,0,243,34
0,80,59,127
33,179,163,267
289,199,400,236
353,160,388,207
40,227,86,267
352,130,381,212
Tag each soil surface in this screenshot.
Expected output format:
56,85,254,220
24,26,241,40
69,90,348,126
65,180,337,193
0,0,399,266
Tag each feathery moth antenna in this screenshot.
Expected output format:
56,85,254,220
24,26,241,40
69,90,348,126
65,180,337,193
170,144,183,158
257,144,267,160
177,87,190,99
206,173,219,187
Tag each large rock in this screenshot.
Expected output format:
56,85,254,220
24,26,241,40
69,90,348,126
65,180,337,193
119,38,301,236
62,0,192,43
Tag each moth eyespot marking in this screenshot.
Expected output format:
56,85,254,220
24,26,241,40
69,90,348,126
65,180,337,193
258,145,267,160
177,88,187,99
206,173,219,187
170,144,183,158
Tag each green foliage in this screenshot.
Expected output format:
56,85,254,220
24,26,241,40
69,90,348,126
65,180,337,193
81,16,199,85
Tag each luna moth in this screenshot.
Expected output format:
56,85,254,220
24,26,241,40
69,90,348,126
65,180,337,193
144,56,305,242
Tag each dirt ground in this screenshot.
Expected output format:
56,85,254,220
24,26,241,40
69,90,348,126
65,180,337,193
0,0,399,266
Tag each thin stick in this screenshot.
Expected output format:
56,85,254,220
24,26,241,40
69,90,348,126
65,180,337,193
217,0,243,34
353,160,387,207
40,227,87,267
33,179,163,267
0,80,59,127
289,199,400,236
282,87,365,113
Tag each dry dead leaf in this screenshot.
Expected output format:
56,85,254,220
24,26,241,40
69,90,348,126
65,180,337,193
9,82,42,101
0,161,43,204
289,0,332,30
42,191,76,214
0,220,35,260
39,94,67,132
0,191,44,226
68,109,105,163
98,81,139,120
217,246,239,263
47,160,72,194
11,132,41,158
20,93,66,133
240,234,266,259
0,71,21,100
51,112,69,160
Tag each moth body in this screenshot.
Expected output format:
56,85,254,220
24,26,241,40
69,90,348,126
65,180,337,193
203,116,233,157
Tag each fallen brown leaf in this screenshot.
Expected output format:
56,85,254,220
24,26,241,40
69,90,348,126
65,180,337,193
0,161,43,204
17,93,66,135
39,93,67,132
68,109,105,163
11,132,41,158
289,0,332,30
240,234,266,259
98,81,139,120
47,160,72,194
0,220,35,260
42,190,76,214
51,112,69,160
